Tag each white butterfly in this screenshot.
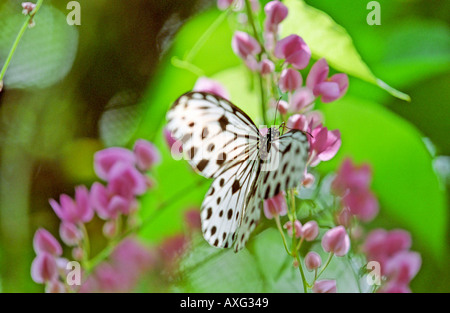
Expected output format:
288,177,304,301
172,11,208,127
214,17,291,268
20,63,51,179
166,92,309,251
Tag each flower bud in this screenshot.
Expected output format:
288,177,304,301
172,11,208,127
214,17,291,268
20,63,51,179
103,220,118,238
305,251,322,271
312,280,337,293
31,253,58,284
263,192,287,219
274,35,311,69
59,222,82,246
283,220,302,238
133,139,160,171
33,228,63,256
193,77,230,100
321,226,350,256
264,1,289,33
302,220,319,241
259,59,275,75
279,68,302,93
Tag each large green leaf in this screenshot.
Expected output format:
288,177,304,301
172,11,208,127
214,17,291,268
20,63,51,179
0,3,78,89
282,0,409,101
316,96,447,261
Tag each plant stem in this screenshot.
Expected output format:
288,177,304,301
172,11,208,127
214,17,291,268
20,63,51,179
184,10,229,63
316,252,334,280
80,223,91,268
0,0,44,82
295,254,309,293
275,215,291,255
244,0,268,125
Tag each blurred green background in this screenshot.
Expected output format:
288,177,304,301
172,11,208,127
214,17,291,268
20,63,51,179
0,0,448,292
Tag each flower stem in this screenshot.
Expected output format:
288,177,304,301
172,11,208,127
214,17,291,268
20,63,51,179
0,0,44,83
275,215,291,255
316,252,334,280
295,253,309,293
244,0,268,125
79,223,91,268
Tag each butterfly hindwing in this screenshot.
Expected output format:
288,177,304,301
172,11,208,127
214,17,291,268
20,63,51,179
201,147,260,249
259,130,309,200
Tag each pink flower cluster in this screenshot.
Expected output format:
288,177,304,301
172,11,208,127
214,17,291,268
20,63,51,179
31,139,160,292
80,238,156,293
364,229,421,293
332,158,379,223
228,1,345,177
31,229,68,293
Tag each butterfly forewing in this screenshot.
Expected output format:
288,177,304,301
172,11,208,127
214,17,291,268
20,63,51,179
167,92,260,178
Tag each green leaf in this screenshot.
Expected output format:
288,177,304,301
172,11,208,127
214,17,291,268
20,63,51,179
0,3,78,89
282,0,410,101
132,9,239,143
317,96,447,261
175,237,264,292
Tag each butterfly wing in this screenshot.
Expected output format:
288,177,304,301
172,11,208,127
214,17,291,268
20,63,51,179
259,129,309,200
166,92,260,178
201,147,261,249
167,92,262,250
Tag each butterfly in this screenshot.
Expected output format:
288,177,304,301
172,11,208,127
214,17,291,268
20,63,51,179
166,92,309,252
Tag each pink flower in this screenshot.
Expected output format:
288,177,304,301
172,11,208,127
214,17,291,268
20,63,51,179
308,124,341,167
301,171,315,188
364,229,412,273
274,35,311,69
33,228,63,256
49,186,94,224
290,88,315,112
379,282,412,293
193,77,230,100
312,280,337,293
306,58,348,103
264,1,288,33
94,147,135,181
263,192,288,219
283,220,302,238
108,162,148,197
259,59,275,75
184,209,202,231
159,234,188,265
45,280,66,293
232,31,261,71
322,226,350,256
279,68,302,93
133,139,160,171
385,251,421,285
112,239,156,273
287,114,309,132
90,182,136,219
217,0,235,10
59,222,82,246
331,158,372,195
342,189,379,222
305,251,322,271
332,158,379,222
21,2,36,15
31,252,58,284
301,220,319,241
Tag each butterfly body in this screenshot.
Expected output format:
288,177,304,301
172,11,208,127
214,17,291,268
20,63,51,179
166,92,309,251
